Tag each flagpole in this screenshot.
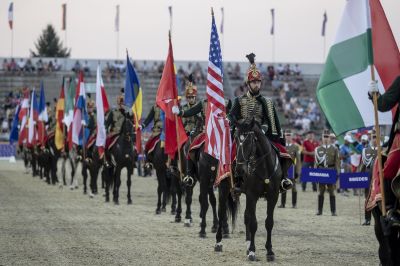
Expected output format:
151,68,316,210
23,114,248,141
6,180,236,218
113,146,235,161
11,29,14,58
370,67,386,216
174,99,183,180
323,35,326,61
116,31,119,59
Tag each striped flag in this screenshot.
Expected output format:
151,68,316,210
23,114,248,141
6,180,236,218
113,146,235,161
321,11,327,37
316,0,399,136
270,8,275,35
95,65,109,157
8,2,13,30
38,82,47,145
72,72,88,147
62,3,66,31
28,90,39,145
204,11,231,186
115,5,120,32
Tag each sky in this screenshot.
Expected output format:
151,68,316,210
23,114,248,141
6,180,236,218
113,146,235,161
0,0,399,63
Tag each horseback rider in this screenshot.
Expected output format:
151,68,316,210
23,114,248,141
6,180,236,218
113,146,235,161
358,131,377,226
279,129,301,208
104,91,127,167
227,53,293,192
368,76,400,225
314,129,340,216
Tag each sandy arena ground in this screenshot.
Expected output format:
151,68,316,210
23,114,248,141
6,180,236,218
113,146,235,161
0,160,378,265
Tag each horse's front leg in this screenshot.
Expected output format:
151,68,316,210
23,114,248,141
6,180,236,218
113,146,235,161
184,183,194,227
245,195,258,261
82,162,88,194
127,167,133,204
199,178,209,238
113,168,121,205
265,193,278,262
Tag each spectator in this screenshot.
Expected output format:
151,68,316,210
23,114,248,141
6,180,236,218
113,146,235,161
277,64,285,76
83,60,90,76
72,60,81,73
232,63,241,80
9,58,17,73
226,63,233,75
2,59,9,71
53,59,61,71
17,59,26,74
294,64,301,75
36,59,44,74
267,65,275,81
25,59,35,73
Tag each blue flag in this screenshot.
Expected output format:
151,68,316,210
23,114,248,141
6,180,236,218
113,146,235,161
38,81,48,122
9,104,20,144
124,53,142,123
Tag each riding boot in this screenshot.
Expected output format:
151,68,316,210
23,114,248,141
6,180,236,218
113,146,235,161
278,192,286,208
316,195,323,215
292,191,297,208
384,179,400,227
330,195,337,216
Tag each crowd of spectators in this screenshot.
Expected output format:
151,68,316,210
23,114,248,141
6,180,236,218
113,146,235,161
0,92,20,140
2,58,61,76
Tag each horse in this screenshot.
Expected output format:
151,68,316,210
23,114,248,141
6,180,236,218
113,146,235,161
85,144,107,197
145,140,173,214
231,119,281,261
104,116,137,205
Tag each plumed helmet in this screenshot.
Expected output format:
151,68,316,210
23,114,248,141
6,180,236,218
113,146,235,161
246,53,262,82
185,74,197,97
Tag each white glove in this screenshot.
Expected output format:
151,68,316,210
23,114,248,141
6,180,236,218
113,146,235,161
172,105,180,115
81,120,87,126
368,80,378,93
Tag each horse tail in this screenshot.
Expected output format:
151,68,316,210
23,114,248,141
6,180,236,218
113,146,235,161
226,186,239,232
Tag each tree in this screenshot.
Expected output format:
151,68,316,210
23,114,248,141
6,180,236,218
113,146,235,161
31,24,70,57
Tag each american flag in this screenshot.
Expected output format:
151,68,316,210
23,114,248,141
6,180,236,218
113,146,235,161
204,12,231,186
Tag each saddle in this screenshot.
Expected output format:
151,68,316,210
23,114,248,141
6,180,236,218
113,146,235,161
106,133,120,151
145,135,160,154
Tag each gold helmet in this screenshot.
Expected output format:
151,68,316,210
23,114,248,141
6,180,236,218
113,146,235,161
185,74,197,98
246,53,262,83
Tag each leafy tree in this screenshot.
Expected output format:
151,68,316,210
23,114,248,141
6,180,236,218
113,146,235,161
31,24,70,57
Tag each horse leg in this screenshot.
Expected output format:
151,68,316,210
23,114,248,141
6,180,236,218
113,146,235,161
113,168,121,205
372,207,393,266
127,168,133,204
167,174,176,214
174,177,182,223
199,179,209,238
155,171,163,214
184,184,194,227
61,157,67,186
214,184,228,252
82,162,88,194
265,195,278,262
245,196,258,261
104,168,110,202
208,187,219,234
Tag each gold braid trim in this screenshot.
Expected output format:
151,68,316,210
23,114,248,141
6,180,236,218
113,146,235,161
266,99,277,135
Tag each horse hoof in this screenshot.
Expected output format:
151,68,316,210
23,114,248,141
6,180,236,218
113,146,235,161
75,186,79,189
114,200,119,205
266,254,275,262
175,217,181,223
89,193,94,198
214,243,223,252
127,199,132,205
161,207,166,212
184,219,192,227
156,209,161,215
105,198,110,203
199,231,206,238
69,186,74,190
211,226,218,233
247,251,256,261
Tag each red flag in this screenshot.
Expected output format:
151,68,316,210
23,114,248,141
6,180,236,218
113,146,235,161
156,35,187,159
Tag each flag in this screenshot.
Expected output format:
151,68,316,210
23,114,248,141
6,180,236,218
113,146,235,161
95,65,109,157
321,11,327,37
55,79,65,150
204,11,231,186
125,53,143,152
316,0,398,136
125,54,142,124
156,34,188,159
28,90,39,145
9,104,20,144
8,2,13,30
220,7,224,34
72,72,88,147
64,76,75,129
115,5,120,32
62,3,66,31
18,89,30,145
38,82,47,145
270,8,275,35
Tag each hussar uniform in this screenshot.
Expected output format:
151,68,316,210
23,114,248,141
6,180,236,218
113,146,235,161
228,53,292,192
314,130,340,216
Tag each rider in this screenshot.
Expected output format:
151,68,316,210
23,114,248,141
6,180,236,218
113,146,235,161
228,53,293,192
104,91,127,167
171,74,206,183
368,76,400,225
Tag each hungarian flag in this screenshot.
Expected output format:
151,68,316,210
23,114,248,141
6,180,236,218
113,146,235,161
156,34,187,159
55,79,65,150
95,65,109,158
18,89,30,146
316,0,399,136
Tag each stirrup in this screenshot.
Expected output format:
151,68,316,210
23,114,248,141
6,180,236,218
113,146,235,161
183,175,195,186
280,178,293,192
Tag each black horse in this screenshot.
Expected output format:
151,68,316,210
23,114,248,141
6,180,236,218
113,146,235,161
186,141,229,238
231,119,281,261
104,117,137,205
85,145,107,197
371,205,400,265
145,140,173,214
